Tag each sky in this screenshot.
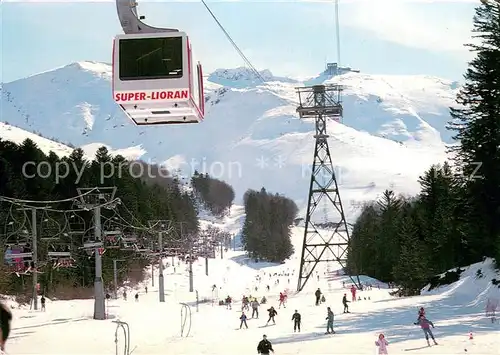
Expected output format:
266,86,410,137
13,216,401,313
1,0,479,83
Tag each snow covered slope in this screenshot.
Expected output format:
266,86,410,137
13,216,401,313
0,61,457,219
0,122,146,162
5,216,500,355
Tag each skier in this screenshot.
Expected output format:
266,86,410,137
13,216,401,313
342,293,350,313
418,307,425,317
122,291,127,301
257,334,274,355
350,285,357,301
266,306,277,325
414,315,438,346
145,286,148,294
242,296,250,311
278,292,287,308
41,295,46,311
261,296,267,304
291,310,301,332
321,294,326,303
251,299,260,318
0,302,12,352
315,288,322,306
225,296,232,310
486,298,498,323
239,312,248,329
134,293,139,302
325,307,335,334
375,333,389,354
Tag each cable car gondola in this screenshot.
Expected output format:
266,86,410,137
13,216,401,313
113,0,204,126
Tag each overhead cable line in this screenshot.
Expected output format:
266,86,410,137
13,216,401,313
0,188,98,204
200,0,266,83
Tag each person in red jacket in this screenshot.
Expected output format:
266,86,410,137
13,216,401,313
350,285,357,301
279,292,287,308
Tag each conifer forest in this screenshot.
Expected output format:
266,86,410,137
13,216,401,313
346,2,500,295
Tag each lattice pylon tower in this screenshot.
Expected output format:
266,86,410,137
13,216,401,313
295,84,361,292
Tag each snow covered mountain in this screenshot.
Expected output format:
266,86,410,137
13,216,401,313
0,61,458,220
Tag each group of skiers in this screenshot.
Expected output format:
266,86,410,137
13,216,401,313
121,291,140,302
239,305,278,329
249,299,439,355
0,289,441,355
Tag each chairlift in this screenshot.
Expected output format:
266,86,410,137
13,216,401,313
134,244,151,253
52,257,76,269
48,243,75,269
82,241,104,249
162,247,181,257
66,213,86,236
4,242,34,274
121,236,138,243
47,243,72,260
39,210,62,241
80,232,104,257
81,233,104,249
3,209,29,238
119,232,135,247
103,229,122,248
120,243,135,251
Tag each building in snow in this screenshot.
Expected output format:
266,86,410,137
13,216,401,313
324,63,360,76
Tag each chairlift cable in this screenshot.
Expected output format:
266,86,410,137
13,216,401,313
0,188,99,205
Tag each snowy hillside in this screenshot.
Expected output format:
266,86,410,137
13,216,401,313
0,61,457,219
0,122,147,162
4,214,500,354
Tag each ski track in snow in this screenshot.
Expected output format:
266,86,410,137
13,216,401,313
3,209,500,354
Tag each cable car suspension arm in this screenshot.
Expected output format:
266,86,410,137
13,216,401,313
116,0,178,34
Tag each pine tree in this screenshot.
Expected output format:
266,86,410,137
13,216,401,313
417,163,461,271
448,0,500,263
347,204,380,277
375,190,403,280
392,216,429,295
241,188,296,262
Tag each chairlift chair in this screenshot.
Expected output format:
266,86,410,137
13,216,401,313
66,213,87,236
52,257,76,269
48,245,76,269
3,210,29,238
39,211,62,241
134,244,151,254
103,229,122,249
47,243,72,259
3,243,34,274
80,232,104,257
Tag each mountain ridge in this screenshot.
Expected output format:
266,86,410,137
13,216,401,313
0,61,455,220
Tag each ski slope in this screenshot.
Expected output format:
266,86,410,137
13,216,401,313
4,224,500,355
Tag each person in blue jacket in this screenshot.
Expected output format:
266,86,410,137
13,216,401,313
239,312,248,329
